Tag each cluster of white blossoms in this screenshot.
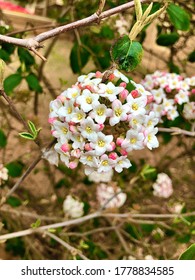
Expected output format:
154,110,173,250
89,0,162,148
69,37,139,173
49,69,159,175
142,71,195,121
153,173,173,198
96,183,127,209
63,195,84,218
88,170,113,183
0,164,8,185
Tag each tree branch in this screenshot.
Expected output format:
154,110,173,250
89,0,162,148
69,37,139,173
158,127,195,137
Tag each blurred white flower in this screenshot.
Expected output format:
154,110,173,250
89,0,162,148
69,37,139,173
169,202,184,214
97,183,127,209
183,102,195,120
63,195,84,218
153,173,173,198
42,148,59,166
0,164,8,185
88,169,113,183
145,255,154,260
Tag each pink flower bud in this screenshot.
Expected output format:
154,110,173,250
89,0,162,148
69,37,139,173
85,85,93,91
109,152,117,160
48,117,56,124
57,95,66,102
85,143,92,151
71,149,81,158
119,89,128,101
69,125,77,133
131,89,139,98
120,149,128,156
98,123,104,131
165,86,171,93
147,95,154,104
69,161,78,169
116,138,124,146
120,82,127,88
107,142,116,152
61,143,70,153
191,89,195,95
109,73,115,81
96,71,102,78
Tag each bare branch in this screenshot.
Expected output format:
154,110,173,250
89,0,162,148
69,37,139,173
158,127,195,137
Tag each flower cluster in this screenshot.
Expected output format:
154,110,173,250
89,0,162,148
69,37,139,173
88,170,113,183
141,71,195,121
63,195,84,218
96,183,126,209
153,173,173,198
0,164,8,185
49,70,159,175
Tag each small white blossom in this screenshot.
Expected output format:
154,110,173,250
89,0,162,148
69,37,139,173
153,173,173,198
88,169,113,183
183,102,195,120
0,164,8,185
42,148,59,166
63,195,84,218
76,89,99,112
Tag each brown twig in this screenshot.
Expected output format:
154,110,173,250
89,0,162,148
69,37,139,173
158,127,195,137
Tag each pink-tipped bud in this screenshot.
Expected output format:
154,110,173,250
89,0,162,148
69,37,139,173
69,125,77,133
165,86,171,93
48,117,56,124
120,82,127,88
107,142,116,152
71,149,81,158
131,89,139,98
116,138,124,146
191,89,195,95
147,95,154,104
119,89,128,101
57,95,66,102
98,123,104,131
109,73,115,81
85,85,93,91
69,161,78,169
96,71,102,78
120,149,128,156
109,152,117,160
85,143,92,151
61,143,70,153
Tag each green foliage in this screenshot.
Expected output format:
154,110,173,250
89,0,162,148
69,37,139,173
19,120,41,140
6,161,24,177
6,237,25,257
179,244,195,260
140,164,157,180
17,47,35,67
6,196,22,207
156,33,179,46
167,4,190,31
188,50,195,63
70,41,90,74
3,73,23,94
31,219,41,229
26,73,42,93
0,129,7,148
168,62,180,74
111,35,143,72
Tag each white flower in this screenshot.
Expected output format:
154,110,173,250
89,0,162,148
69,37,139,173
97,154,114,173
144,111,159,128
66,87,81,100
52,120,71,142
153,173,173,198
129,114,144,130
42,148,59,166
183,102,195,120
108,99,129,126
79,117,98,140
0,164,8,185
58,100,75,122
88,169,113,183
76,89,99,112
127,95,147,115
113,69,129,83
49,99,63,118
63,195,84,218
162,98,175,112
98,82,123,101
90,103,109,124
97,183,127,209
114,156,131,173
122,130,144,152
144,127,159,150
175,90,189,105
167,107,179,120
151,88,165,104
54,142,70,166
71,108,86,123
70,133,85,150
80,151,99,168
90,132,113,156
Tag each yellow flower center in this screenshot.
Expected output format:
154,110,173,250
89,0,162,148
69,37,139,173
68,107,72,114
133,119,138,124
102,160,108,166
62,127,68,134
77,113,83,120
72,92,78,98
98,140,105,147
86,97,92,104
115,108,122,117
106,89,113,94
97,109,104,116
148,135,152,142
86,126,92,133
130,138,137,144
87,156,93,161
132,103,138,111
147,120,152,126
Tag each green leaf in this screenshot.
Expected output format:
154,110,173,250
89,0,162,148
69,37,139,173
0,59,6,87
156,33,179,46
19,132,35,140
168,62,180,74
6,161,24,177
6,196,22,207
70,43,90,74
28,121,37,135
17,48,35,66
100,25,114,39
26,73,42,93
179,244,195,260
111,35,143,72
0,49,10,62
0,129,7,148
167,4,190,31
188,50,195,63
3,73,22,94
31,219,41,229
